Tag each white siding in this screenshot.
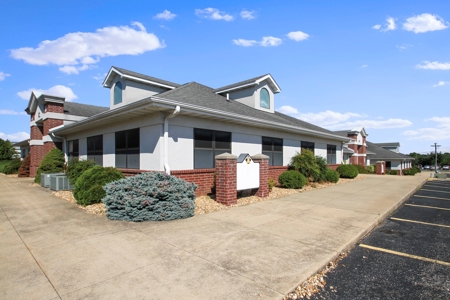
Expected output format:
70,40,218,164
103,133,115,167
168,125,194,170
79,138,87,161
232,133,261,157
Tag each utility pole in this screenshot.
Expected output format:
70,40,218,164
431,143,441,173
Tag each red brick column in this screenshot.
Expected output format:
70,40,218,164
252,154,270,197
215,153,237,206
376,161,386,175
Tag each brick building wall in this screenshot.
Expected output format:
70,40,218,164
268,166,289,183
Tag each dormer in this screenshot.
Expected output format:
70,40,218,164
25,92,65,125
347,127,368,146
102,66,181,109
214,74,281,113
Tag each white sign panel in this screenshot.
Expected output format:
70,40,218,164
236,154,260,191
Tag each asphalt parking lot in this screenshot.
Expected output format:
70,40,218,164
311,179,450,299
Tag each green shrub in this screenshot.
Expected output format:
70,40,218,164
412,166,421,173
366,165,375,174
355,164,371,174
278,170,307,189
403,169,416,176
268,177,277,192
324,169,339,183
289,150,321,182
18,155,31,177
389,170,398,175
34,148,65,183
3,159,22,174
336,164,359,179
315,155,329,181
103,172,197,222
66,158,96,185
74,166,124,206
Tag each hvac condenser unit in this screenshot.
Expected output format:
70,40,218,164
49,174,74,191
40,173,65,187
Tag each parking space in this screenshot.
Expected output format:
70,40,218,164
311,180,450,299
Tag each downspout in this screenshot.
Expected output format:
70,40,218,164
51,132,67,164
164,106,181,175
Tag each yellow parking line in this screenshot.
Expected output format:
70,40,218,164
390,217,450,229
405,204,450,211
359,244,450,267
413,195,449,201
420,189,450,194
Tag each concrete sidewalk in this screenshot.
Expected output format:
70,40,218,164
0,173,427,300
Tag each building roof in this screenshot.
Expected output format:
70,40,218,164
374,142,400,147
214,74,281,94
332,130,350,137
366,141,413,161
102,66,181,89
12,139,30,147
156,81,341,137
64,102,109,117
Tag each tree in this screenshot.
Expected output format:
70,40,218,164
0,138,15,160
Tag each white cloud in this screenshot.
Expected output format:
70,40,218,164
93,73,107,82
286,31,310,42
0,71,11,81
276,107,411,130
260,36,282,47
433,81,449,87
0,110,26,115
0,132,29,142
17,85,78,102
374,17,397,32
396,43,412,50
233,36,282,47
240,10,255,20
416,61,450,70
232,39,258,47
277,105,299,115
403,13,448,33
361,64,368,68
384,17,397,31
195,8,233,21
154,10,177,21
404,117,450,140
10,22,164,74
329,118,412,130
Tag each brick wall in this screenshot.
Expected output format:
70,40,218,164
268,166,289,183
31,126,43,140
118,168,216,196
43,119,63,136
30,145,45,177
328,164,339,170
45,103,64,113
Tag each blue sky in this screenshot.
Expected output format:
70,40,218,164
1,1,449,154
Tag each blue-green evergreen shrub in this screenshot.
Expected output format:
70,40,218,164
74,166,124,206
278,170,307,189
324,169,339,183
336,164,359,179
103,172,197,222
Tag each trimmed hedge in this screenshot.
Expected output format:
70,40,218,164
336,164,359,179
324,169,339,183
34,148,65,183
103,172,197,222
278,170,307,189
18,155,30,177
389,170,398,175
67,158,96,185
73,166,124,206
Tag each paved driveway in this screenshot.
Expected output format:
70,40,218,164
0,174,427,299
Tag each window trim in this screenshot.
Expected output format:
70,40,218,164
113,81,123,105
87,135,103,166
262,136,283,166
260,88,270,109
193,128,231,169
115,128,140,169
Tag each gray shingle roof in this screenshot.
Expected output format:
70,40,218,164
367,141,413,160
374,142,400,147
64,102,109,117
332,130,350,137
157,82,337,135
213,74,271,93
112,66,181,88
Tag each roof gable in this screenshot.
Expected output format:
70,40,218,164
102,66,181,90
214,74,281,94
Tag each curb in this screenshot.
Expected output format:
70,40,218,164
280,175,428,299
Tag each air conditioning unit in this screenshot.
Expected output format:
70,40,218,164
49,174,74,191
41,173,65,187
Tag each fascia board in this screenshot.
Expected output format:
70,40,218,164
151,96,350,142
215,82,258,94
255,74,281,93
102,67,121,87
103,67,176,90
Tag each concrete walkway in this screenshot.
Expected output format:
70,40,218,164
0,173,427,300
